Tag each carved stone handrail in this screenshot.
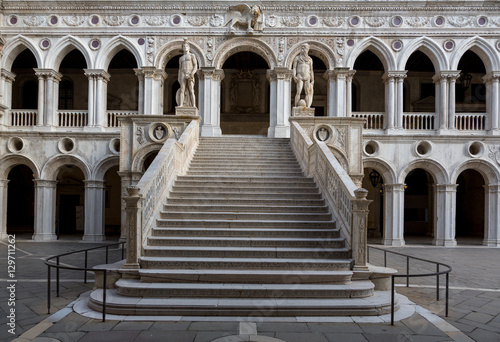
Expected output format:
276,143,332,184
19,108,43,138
289,118,370,270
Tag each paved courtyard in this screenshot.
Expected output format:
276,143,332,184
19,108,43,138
0,237,499,342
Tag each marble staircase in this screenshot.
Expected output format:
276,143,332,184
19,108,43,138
90,136,393,316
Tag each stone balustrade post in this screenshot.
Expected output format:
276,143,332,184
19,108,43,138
267,67,292,137
123,186,143,269
33,179,58,241
352,188,371,271
0,179,9,239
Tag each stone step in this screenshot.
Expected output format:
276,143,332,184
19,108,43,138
155,219,336,229
186,166,303,172
167,191,323,200
191,157,300,163
114,279,373,298
163,204,329,213
188,162,301,168
186,170,305,176
138,269,352,284
176,176,314,183
142,246,350,259
194,149,296,155
160,211,332,222
165,198,326,206
173,179,316,188
147,236,345,248
151,227,339,238
139,256,353,270
170,186,320,194
89,289,395,317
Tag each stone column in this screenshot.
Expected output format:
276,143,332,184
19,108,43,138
433,184,458,246
447,71,460,130
84,70,96,126
135,67,167,115
84,70,110,127
395,71,408,129
352,189,371,271
0,179,9,239
82,180,106,242
383,73,396,130
1,69,15,125
483,72,500,133
382,184,405,246
199,67,224,137
123,186,143,269
328,67,351,117
118,171,142,242
345,70,356,117
267,67,292,137
33,179,58,241
34,69,62,127
484,184,500,247
433,71,458,131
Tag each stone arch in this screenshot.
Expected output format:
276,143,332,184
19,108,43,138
46,35,93,71
450,159,500,185
285,41,336,70
450,36,499,73
346,36,396,71
398,158,449,184
95,35,144,70
156,39,207,70
41,154,91,180
1,35,43,70
92,156,120,180
0,155,40,179
363,158,397,185
214,38,277,69
131,144,162,172
398,37,448,72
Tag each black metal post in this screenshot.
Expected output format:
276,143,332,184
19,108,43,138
56,257,60,297
102,270,107,322
436,264,440,301
105,246,109,264
384,250,387,267
47,264,51,314
121,242,124,260
84,250,88,283
367,246,370,263
406,257,410,287
391,276,395,325
446,272,449,317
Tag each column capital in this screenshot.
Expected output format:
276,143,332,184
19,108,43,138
266,67,292,82
434,184,459,192
484,184,500,193
383,183,406,192
483,71,500,83
84,69,111,82
432,70,460,83
383,70,408,80
1,68,16,82
0,179,10,187
33,68,63,82
33,179,58,188
134,67,167,81
198,67,224,81
84,180,106,189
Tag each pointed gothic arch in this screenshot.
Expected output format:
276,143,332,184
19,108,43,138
95,36,144,70
346,36,396,71
398,37,448,72
46,35,93,71
451,36,500,73
1,36,43,70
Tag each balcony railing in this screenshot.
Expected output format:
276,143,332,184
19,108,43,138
58,110,88,127
107,111,138,127
403,112,435,130
455,113,486,131
11,110,37,126
351,112,384,130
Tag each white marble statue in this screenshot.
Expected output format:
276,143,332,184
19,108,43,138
225,4,263,34
293,43,314,108
177,39,198,107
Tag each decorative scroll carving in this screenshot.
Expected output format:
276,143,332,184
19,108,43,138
146,37,155,64
323,17,345,27
145,16,167,26
405,17,430,27
448,16,471,27
63,16,85,26
364,17,387,27
136,126,145,144
210,14,224,27
488,146,500,165
23,16,44,26
282,16,301,27
103,16,126,26
188,16,208,26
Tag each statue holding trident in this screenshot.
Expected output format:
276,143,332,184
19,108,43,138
177,38,198,108
292,43,314,108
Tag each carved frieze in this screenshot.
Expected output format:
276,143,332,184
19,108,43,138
405,17,430,27
363,17,387,27
488,146,500,165
210,14,224,27
281,16,301,27
23,15,44,26
188,16,208,27
144,16,168,26
448,16,471,27
103,15,126,26
63,15,85,26
136,126,145,145
146,37,155,64
323,17,345,27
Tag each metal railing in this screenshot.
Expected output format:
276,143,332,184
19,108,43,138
44,242,125,322
367,245,452,325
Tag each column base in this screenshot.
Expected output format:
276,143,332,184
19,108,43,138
0,233,11,239
268,125,290,138
483,239,500,247
433,238,457,247
82,234,106,242
488,129,500,136
383,238,405,246
201,124,222,137
32,233,57,241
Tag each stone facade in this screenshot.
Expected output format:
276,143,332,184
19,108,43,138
0,0,499,246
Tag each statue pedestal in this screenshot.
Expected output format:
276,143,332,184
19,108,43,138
175,106,199,116
292,106,315,117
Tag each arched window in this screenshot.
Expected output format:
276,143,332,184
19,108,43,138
58,79,74,110
21,79,38,109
